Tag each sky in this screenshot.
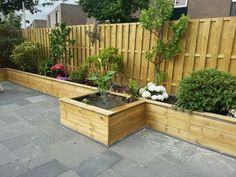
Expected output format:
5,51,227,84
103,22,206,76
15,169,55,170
18,0,77,27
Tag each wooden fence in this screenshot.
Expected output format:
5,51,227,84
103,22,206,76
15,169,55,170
22,17,236,94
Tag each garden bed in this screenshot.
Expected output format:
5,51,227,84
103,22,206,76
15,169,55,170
6,68,97,97
60,93,146,146
145,99,236,157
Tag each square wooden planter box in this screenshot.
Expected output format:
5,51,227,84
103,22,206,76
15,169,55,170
60,94,146,146
145,99,236,157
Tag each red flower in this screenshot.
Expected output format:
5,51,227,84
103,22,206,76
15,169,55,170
50,64,65,72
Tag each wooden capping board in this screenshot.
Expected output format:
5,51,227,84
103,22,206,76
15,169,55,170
60,94,146,146
145,99,236,156
0,68,7,81
6,68,97,98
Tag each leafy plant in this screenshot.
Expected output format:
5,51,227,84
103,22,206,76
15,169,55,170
128,79,139,101
79,0,149,23
175,69,236,114
140,0,189,84
69,63,88,83
10,41,40,72
88,71,116,94
86,47,123,95
49,22,75,65
87,47,123,76
39,58,54,76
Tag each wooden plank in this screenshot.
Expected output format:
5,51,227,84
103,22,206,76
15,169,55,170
199,19,211,69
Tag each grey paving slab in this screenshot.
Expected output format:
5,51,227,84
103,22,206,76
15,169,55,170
112,158,162,177
25,95,53,103
160,141,197,166
0,148,18,167
57,170,80,177
74,150,122,177
147,157,196,177
18,159,68,177
97,169,122,177
48,137,106,168
183,151,236,177
0,161,28,177
111,129,178,165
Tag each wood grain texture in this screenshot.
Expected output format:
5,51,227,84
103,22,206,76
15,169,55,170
7,68,96,98
60,96,145,146
0,68,7,81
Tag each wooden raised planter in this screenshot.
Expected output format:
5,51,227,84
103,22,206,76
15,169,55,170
6,68,97,98
0,68,7,81
2,68,236,157
145,99,236,156
60,95,146,146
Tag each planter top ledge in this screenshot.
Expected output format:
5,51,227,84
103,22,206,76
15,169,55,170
145,99,236,124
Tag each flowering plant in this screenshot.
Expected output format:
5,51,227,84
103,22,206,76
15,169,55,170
139,82,168,101
50,64,66,78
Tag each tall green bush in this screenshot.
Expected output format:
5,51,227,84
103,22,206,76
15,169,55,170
0,13,23,67
175,69,236,114
49,23,75,65
11,41,40,72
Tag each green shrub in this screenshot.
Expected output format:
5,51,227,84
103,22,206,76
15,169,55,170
69,63,88,83
11,41,40,72
39,58,54,76
175,69,236,113
0,13,23,67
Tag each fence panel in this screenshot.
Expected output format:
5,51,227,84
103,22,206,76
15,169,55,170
22,17,236,94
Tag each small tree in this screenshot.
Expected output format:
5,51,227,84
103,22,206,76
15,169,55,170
49,23,75,66
140,0,189,84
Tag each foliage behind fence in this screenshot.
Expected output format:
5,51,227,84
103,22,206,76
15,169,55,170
22,17,236,94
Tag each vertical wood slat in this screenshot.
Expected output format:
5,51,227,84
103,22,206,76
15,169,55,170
22,17,236,94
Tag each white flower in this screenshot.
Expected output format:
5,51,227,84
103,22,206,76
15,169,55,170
155,86,162,92
147,82,154,86
148,84,156,92
156,95,165,101
159,86,166,92
162,92,169,99
151,95,159,101
155,85,166,93
142,91,151,98
139,88,145,95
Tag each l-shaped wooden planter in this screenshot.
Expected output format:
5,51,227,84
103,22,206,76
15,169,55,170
1,68,236,156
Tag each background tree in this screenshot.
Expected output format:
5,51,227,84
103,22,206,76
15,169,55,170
79,0,149,23
0,13,23,67
140,0,189,84
0,0,67,15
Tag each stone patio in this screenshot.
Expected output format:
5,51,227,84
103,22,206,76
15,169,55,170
0,81,236,177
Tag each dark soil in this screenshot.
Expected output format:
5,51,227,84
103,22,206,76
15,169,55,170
163,95,177,105
73,93,132,110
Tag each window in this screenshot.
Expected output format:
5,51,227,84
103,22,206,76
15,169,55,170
231,0,236,16
174,0,188,8
55,10,59,24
